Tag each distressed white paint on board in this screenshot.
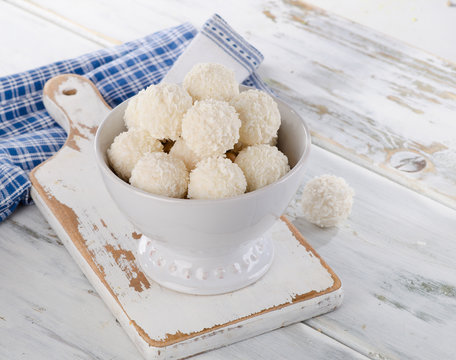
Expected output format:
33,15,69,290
30,75,342,359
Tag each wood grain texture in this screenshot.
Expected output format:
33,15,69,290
288,146,456,360
303,0,456,64
6,145,456,360
14,0,456,210
0,202,356,360
194,323,370,360
29,74,342,359
0,1,99,75
1,2,455,359
0,206,137,360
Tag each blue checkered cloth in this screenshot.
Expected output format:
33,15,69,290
0,15,267,222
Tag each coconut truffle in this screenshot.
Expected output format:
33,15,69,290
183,63,239,102
124,93,141,129
188,157,246,199
130,152,189,198
301,175,354,228
124,83,192,140
235,144,290,192
231,89,281,146
169,138,204,170
182,99,241,158
107,129,163,181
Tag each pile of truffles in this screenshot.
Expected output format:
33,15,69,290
108,63,290,199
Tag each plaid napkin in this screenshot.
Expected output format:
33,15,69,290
0,14,266,222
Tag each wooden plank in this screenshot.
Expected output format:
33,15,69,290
303,0,456,64
290,146,456,360
0,1,99,76
6,146,456,360
194,323,370,360
15,0,456,210
4,0,120,47
5,143,456,359
0,206,138,360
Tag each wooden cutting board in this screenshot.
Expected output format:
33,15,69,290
30,74,343,360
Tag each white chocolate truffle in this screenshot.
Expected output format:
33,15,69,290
183,63,239,102
169,138,204,170
124,83,192,140
130,152,189,198
301,175,354,228
107,129,163,181
188,157,246,199
235,144,290,192
124,93,141,129
231,89,281,146
182,99,241,158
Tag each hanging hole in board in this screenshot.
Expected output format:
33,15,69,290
63,89,77,96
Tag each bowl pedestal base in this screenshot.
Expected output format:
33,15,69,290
137,233,274,295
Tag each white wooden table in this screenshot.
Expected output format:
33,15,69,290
1,1,455,359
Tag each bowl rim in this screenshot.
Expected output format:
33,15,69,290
94,86,311,205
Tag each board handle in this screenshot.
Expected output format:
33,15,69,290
43,74,112,137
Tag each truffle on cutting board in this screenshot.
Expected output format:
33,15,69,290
107,128,163,181
301,175,355,228
235,144,290,192
182,99,241,158
124,82,192,140
130,152,189,198
183,63,239,102
231,89,281,146
188,157,247,199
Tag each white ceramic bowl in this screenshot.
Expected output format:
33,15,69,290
94,86,311,295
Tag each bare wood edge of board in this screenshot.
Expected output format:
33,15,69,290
29,73,343,348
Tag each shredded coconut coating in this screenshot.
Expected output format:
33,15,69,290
182,99,241,158
301,175,354,228
124,93,141,129
231,89,281,146
235,144,290,192
188,157,247,199
130,152,189,198
169,138,204,170
124,83,192,140
183,63,239,102
107,129,163,181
